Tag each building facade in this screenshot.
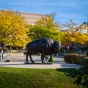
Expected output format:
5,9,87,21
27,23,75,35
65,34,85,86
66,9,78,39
19,12,45,25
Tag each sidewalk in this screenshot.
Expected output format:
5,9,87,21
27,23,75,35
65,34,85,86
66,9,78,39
0,54,83,69
0,62,82,69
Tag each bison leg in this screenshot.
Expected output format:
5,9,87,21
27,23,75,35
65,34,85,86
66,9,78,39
26,52,29,63
29,54,35,63
41,54,45,63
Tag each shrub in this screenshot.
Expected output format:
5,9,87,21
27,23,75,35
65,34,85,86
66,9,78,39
48,56,54,62
64,54,80,64
69,67,88,88
80,57,88,67
86,52,88,56
69,56,88,88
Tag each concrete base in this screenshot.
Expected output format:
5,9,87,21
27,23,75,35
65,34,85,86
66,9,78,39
24,62,52,64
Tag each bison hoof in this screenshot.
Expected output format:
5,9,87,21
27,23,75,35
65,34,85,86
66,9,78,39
25,61,30,64
32,61,35,63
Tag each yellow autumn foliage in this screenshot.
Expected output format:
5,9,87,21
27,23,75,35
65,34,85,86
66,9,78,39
61,31,88,45
0,10,30,47
75,33,88,45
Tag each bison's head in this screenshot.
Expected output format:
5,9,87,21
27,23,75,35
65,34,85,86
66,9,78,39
53,41,61,56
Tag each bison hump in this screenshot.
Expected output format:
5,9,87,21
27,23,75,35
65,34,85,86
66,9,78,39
39,38,54,47
26,38,54,48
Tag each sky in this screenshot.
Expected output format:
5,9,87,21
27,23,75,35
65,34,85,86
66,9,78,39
0,0,88,24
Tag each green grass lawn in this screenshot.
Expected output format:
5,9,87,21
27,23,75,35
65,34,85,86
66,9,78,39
0,67,83,88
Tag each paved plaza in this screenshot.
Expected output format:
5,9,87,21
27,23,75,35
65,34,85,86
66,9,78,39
0,53,82,69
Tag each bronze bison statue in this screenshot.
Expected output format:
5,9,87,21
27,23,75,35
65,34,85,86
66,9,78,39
25,38,61,63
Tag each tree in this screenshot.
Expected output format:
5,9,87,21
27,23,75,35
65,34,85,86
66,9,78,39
75,33,88,45
0,10,29,47
35,15,57,28
61,20,88,46
28,24,61,41
61,20,77,45
61,31,88,46
61,32,72,45
50,12,56,20
63,20,78,32
27,14,61,41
